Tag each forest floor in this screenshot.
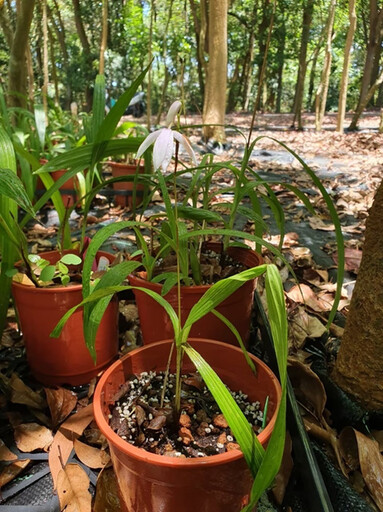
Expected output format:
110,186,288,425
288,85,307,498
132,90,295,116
1,112,382,511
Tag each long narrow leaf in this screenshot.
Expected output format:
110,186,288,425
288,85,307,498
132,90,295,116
0,126,18,337
183,344,265,474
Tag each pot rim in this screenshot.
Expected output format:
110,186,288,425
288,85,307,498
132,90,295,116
11,250,114,294
93,338,281,468
128,244,263,293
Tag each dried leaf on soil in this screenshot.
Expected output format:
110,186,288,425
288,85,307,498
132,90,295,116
0,459,30,488
57,463,91,512
332,247,363,274
272,432,293,505
14,422,53,452
0,438,17,461
73,439,110,469
339,427,383,510
49,404,94,489
45,387,77,428
9,373,46,409
289,307,327,348
286,284,329,312
93,466,121,512
288,359,327,419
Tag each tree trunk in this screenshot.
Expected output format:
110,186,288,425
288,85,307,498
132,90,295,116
333,179,383,409
72,0,93,110
7,0,36,108
188,0,205,97
227,56,242,112
349,67,383,129
275,10,286,114
42,0,49,119
48,28,59,106
355,0,383,112
202,0,227,142
99,0,108,75
242,32,255,111
336,0,356,132
146,0,154,131
291,0,314,130
315,0,337,131
49,0,71,107
306,30,325,111
0,1,13,47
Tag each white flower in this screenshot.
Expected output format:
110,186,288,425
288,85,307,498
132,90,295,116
136,100,197,172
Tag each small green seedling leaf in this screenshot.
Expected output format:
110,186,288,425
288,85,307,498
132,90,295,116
58,261,69,275
40,265,56,282
60,253,82,265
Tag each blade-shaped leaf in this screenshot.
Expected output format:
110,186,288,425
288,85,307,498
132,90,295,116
0,167,35,217
183,344,265,474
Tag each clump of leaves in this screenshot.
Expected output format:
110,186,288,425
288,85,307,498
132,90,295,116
26,253,83,286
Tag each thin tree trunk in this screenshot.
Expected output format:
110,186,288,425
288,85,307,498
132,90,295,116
250,0,276,133
349,67,383,129
188,0,205,96
336,0,357,132
156,0,173,124
8,0,36,108
242,32,255,111
356,0,383,111
227,57,242,112
0,1,13,47
291,0,314,130
306,30,325,110
275,12,286,114
49,0,71,107
25,44,34,106
333,178,383,409
99,0,108,75
48,28,59,106
202,0,227,142
146,0,154,131
42,0,49,119
315,0,337,131
72,0,92,110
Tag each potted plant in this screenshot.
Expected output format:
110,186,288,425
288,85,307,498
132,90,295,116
122,100,343,348
0,163,141,387
52,244,288,512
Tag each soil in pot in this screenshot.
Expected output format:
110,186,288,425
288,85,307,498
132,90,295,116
129,242,263,346
110,370,266,458
94,338,281,512
12,250,119,387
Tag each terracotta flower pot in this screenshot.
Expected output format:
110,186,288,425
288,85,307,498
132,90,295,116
93,338,281,512
37,159,79,207
108,161,146,209
128,243,262,346
12,250,119,387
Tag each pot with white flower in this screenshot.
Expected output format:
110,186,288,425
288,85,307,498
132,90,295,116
126,100,265,347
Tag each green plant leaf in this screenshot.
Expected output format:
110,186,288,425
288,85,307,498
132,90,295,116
40,265,56,282
0,167,35,217
34,104,46,151
91,74,106,144
60,253,82,265
183,343,265,474
176,206,222,223
0,125,18,337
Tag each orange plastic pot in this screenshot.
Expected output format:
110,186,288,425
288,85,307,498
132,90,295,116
108,161,146,209
94,338,281,512
128,244,262,346
37,159,79,207
12,251,118,387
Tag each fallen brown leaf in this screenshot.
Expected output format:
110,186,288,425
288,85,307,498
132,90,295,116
73,439,110,469
9,374,46,409
57,463,91,512
49,404,94,489
272,432,293,505
339,427,383,510
0,459,30,488
0,439,17,462
289,307,327,348
288,358,326,419
45,387,77,428
332,247,363,273
14,423,53,452
286,284,329,312
93,466,121,512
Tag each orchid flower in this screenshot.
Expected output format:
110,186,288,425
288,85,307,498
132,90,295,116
137,100,197,172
